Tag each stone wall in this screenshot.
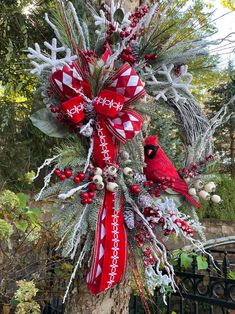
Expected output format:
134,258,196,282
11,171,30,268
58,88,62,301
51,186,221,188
202,219,235,241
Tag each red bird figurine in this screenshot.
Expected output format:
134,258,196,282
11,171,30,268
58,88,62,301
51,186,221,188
144,135,201,208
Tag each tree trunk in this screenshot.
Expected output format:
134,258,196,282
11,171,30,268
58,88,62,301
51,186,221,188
64,277,131,314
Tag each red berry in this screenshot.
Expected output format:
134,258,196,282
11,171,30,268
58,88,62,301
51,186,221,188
144,54,152,60
80,199,87,205
86,198,93,204
130,22,136,28
78,172,86,181
120,55,130,62
88,183,97,191
59,174,66,181
50,107,57,113
88,192,95,198
120,31,125,38
148,180,154,187
64,169,72,178
54,169,61,176
81,192,89,199
123,47,132,54
143,181,149,187
125,30,131,37
151,54,158,60
161,185,168,191
154,189,161,197
128,55,136,63
73,176,81,184
130,184,141,194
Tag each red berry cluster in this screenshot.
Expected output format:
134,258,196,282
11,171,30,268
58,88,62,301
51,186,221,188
83,50,98,59
119,47,137,64
106,24,116,37
144,53,158,61
143,206,194,237
143,178,174,197
174,219,194,237
180,155,215,179
50,105,61,113
143,247,156,267
130,184,141,194
54,168,73,181
128,5,149,26
54,168,86,183
118,5,149,43
80,190,95,205
73,172,86,184
80,183,97,205
134,223,151,247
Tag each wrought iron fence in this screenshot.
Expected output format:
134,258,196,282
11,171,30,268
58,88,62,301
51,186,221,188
130,249,235,314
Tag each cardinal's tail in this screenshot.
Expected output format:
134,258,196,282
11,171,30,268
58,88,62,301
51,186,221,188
183,193,202,209
173,179,202,209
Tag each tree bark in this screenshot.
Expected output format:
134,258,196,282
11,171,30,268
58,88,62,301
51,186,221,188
65,277,131,314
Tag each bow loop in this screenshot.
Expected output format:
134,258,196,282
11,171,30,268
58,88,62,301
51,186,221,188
93,90,125,118
61,95,85,124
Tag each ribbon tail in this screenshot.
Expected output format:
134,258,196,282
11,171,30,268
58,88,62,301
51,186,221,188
86,191,127,294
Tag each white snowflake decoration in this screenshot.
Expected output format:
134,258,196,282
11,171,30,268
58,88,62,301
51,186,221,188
27,38,77,76
145,63,193,103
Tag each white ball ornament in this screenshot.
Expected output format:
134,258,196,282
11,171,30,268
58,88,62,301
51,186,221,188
208,181,216,189
211,195,221,204
123,167,134,178
198,190,210,200
194,180,204,190
106,182,119,192
107,166,117,176
94,167,103,176
204,183,216,193
93,174,103,184
96,182,105,190
188,188,197,196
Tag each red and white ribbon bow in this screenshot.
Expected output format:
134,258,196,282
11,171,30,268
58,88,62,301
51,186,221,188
50,50,145,294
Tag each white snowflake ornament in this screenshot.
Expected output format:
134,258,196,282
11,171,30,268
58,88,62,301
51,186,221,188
27,38,77,76
145,63,193,103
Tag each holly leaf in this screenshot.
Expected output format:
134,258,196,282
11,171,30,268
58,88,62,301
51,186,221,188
180,252,193,268
196,256,208,270
30,108,70,138
113,8,124,24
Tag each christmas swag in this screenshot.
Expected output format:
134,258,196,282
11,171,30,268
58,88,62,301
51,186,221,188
28,0,227,307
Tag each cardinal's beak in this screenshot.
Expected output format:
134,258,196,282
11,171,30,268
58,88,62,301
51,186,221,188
147,149,153,156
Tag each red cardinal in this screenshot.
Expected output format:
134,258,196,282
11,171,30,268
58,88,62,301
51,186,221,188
144,135,201,208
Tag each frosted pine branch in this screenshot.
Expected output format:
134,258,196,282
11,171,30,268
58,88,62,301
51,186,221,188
27,38,77,76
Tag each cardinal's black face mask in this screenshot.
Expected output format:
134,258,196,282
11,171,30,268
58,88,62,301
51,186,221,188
144,144,159,159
